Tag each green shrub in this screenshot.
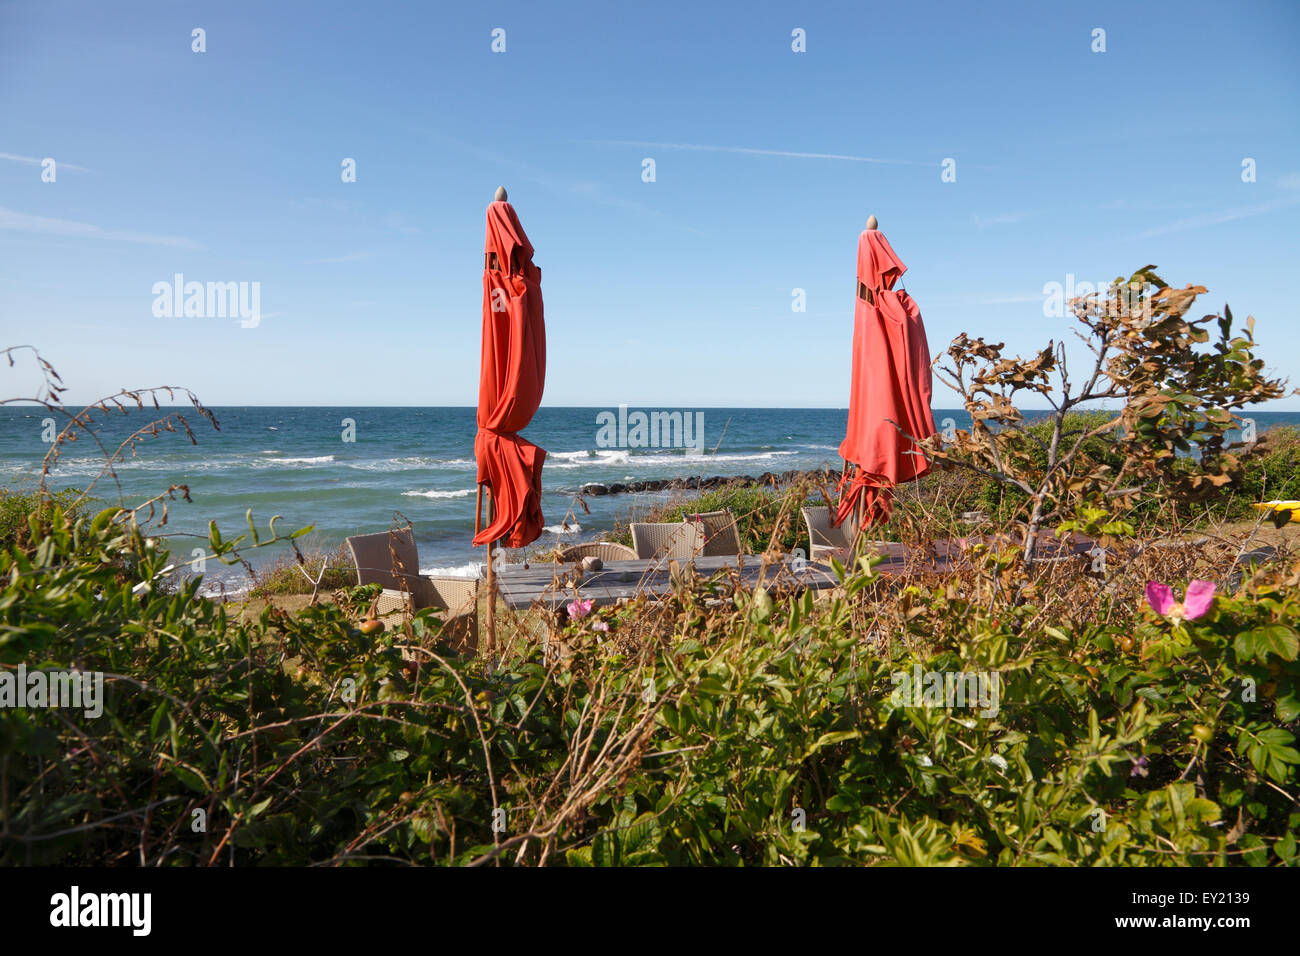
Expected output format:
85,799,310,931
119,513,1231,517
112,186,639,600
4,341,1295,867
0,487,83,550
3,501,1296,866
249,543,355,597
933,271,1288,560
1222,425,1300,520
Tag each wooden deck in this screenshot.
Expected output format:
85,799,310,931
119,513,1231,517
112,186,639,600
493,533,1099,611
494,555,838,610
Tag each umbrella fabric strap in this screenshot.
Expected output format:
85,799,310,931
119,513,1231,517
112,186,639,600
857,280,907,304
835,467,894,528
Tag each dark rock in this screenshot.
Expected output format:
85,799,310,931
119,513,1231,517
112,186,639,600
567,468,842,497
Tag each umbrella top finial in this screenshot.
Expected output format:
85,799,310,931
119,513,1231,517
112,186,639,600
866,214,878,230
494,185,508,202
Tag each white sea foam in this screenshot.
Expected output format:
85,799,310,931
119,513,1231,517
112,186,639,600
545,448,804,469
552,449,798,468
347,456,473,472
402,488,475,499
43,453,345,476
542,522,581,534
196,580,250,599
420,561,483,578
547,449,631,468
40,447,799,480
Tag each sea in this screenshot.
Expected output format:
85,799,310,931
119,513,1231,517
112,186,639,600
2,406,1296,595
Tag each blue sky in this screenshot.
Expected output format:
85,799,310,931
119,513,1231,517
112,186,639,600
2,0,1298,409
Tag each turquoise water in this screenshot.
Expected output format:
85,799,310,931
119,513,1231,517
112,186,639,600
1,406,1295,592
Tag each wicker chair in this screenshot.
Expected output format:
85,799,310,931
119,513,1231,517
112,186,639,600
346,529,421,609
801,506,858,562
345,529,479,653
684,509,742,556
630,521,702,560
554,541,637,563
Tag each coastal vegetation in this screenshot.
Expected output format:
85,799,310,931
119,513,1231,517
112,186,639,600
248,543,356,598
0,486,81,551
2,270,1298,866
3,487,1296,865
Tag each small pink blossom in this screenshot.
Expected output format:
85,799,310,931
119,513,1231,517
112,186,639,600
567,598,594,620
591,620,609,632
1145,580,1215,622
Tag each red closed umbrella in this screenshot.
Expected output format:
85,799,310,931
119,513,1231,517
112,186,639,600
836,221,936,527
474,190,547,550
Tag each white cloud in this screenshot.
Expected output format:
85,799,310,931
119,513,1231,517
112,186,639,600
0,152,91,173
0,206,201,249
587,139,932,167
928,292,1042,307
1126,195,1300,240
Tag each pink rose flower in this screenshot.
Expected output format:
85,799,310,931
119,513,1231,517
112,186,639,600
567,598,594,620
1145,580,1215,622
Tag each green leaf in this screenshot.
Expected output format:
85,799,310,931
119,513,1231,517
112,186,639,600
1184,797,1221,825
1277,831,1297,862
411,816,436,844
1238,726,1300,783
1234,625,1299,664
1274,690,1300,724
149,702,168,741
695,676,726,697
171,765,208,793
1238,834,1269,867
91,507,123,533
809,730,860,754
565,846,594,866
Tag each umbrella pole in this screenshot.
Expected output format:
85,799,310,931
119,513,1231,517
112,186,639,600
855,491,866,554
485,538,496,661
477,483,498,662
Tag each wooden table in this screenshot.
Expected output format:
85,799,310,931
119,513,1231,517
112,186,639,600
493,555,842,611
491,534,1100,612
